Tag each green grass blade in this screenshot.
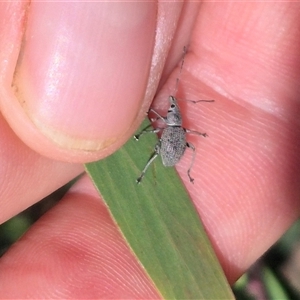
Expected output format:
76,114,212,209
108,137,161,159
263,267,290,299
86,119,233,299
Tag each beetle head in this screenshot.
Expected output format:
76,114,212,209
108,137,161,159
166,96,182,126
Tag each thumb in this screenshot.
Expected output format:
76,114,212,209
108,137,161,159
0,2,183,163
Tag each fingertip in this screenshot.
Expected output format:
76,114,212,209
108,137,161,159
1,2,158,162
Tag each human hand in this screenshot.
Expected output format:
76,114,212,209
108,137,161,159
0,2,300,298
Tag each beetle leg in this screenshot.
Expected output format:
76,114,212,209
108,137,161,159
137,142,161,184
186,142,196,184
134,126,163,141
185,129,208,138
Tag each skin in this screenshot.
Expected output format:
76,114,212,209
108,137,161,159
0,1,300,298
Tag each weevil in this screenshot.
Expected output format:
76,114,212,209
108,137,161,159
135,47,214,184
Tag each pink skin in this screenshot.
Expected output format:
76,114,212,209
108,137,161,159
0,1,300,298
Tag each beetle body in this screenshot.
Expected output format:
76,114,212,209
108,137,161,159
160,126,186,167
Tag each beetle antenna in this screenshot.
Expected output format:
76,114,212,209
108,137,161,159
173,46,187,96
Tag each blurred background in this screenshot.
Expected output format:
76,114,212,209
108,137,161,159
0,183,299,299
234,218,300,299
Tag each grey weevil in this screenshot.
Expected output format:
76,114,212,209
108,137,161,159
134,48,214,184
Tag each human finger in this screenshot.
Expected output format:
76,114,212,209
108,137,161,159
154,2,300,283
0,2,186,163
